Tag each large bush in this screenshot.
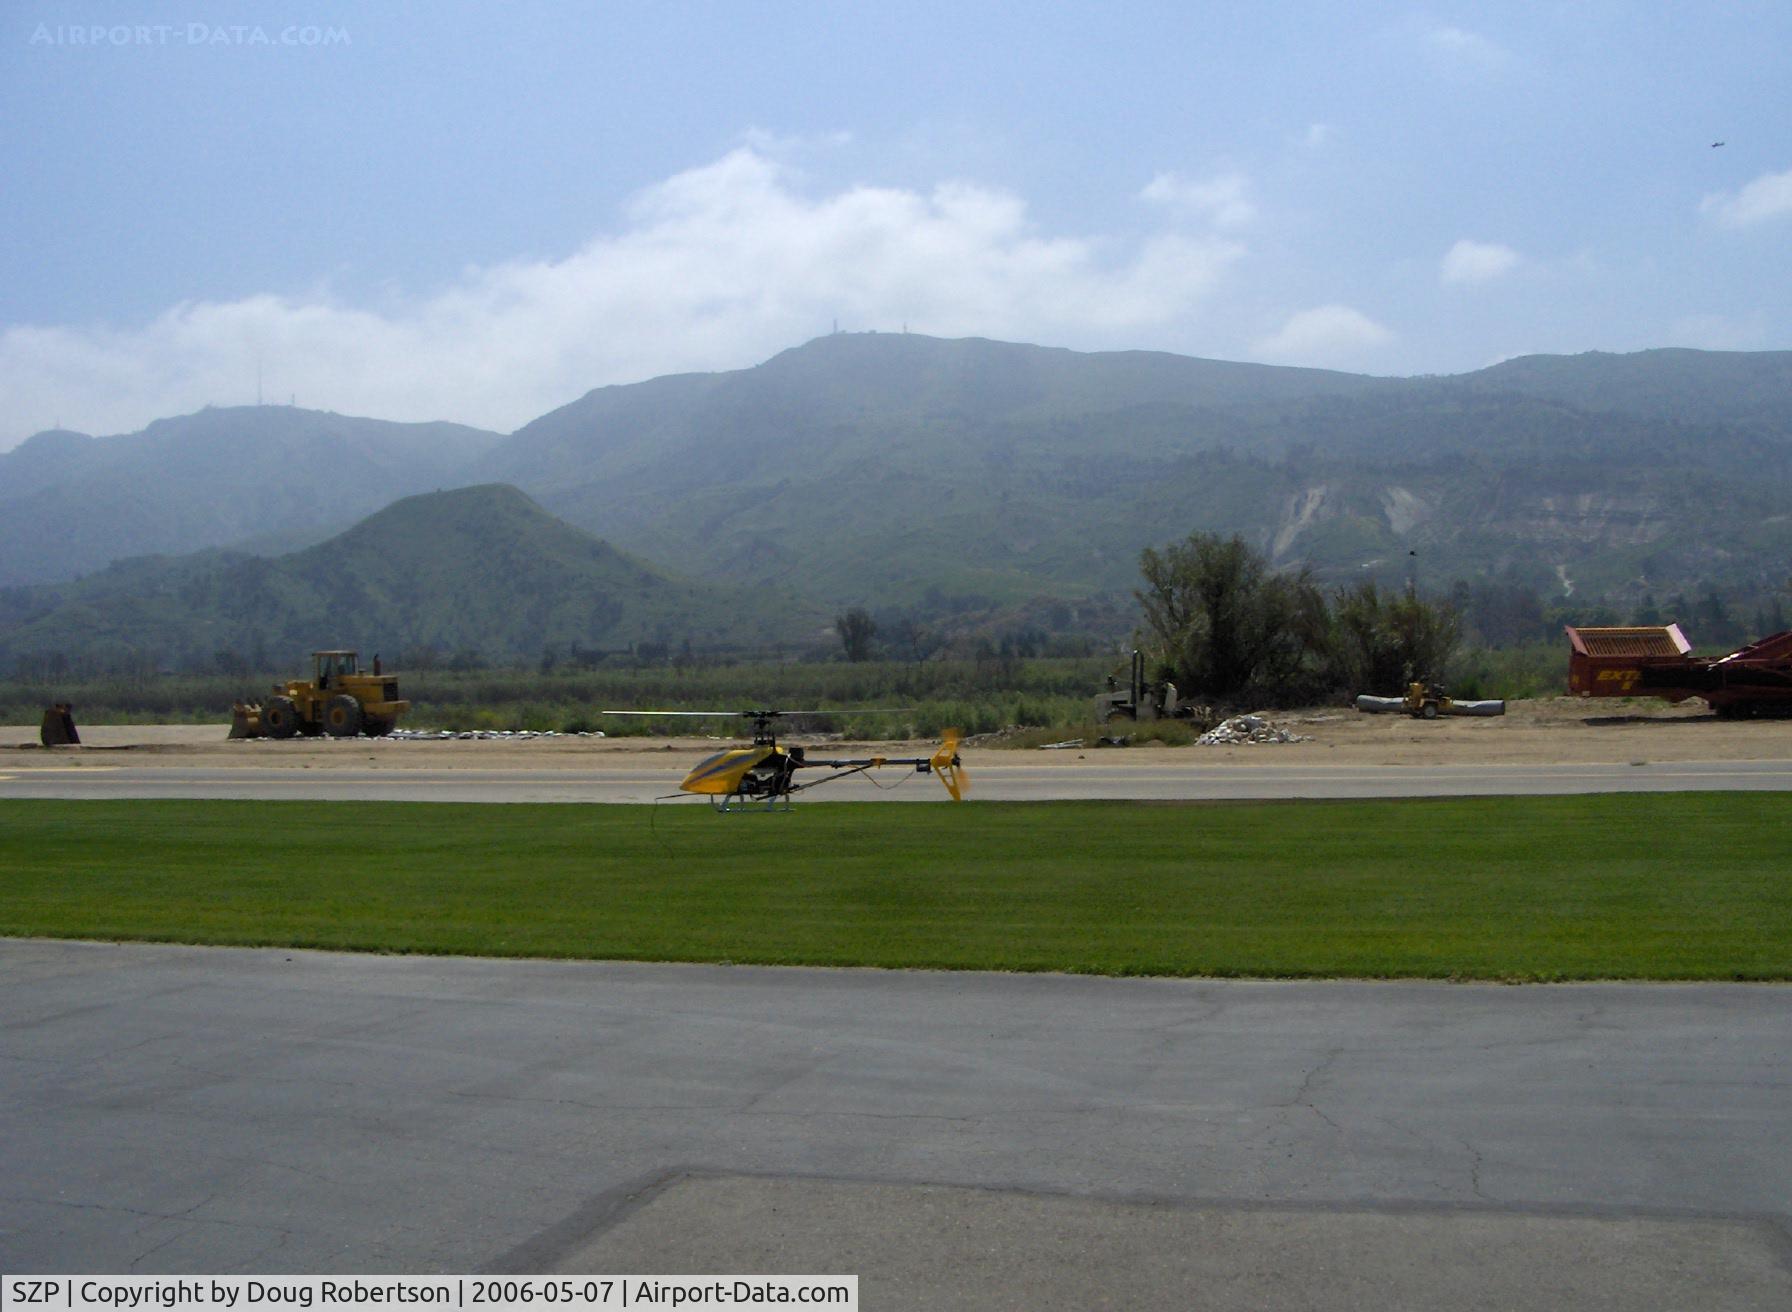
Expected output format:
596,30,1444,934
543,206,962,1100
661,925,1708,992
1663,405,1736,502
1137,533,1458,706
1328,580,1461,693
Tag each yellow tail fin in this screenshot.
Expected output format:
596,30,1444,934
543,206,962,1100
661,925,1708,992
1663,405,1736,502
930,728,968,801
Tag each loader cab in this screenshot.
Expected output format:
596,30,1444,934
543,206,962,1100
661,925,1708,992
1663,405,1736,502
1092,649,1184,723
313,650,359,690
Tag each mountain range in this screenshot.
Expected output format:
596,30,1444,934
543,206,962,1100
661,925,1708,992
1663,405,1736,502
0,406,501,586
0,485,824,671
4,333,1791,666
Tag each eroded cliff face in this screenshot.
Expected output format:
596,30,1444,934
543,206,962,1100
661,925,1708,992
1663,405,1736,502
1378,486,1432,537
1278,479,1674,553
1274,485,1332,558
1490,490,1674,549
1261,466,1776,599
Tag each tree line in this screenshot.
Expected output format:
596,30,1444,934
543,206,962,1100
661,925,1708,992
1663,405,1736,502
1136,532,1460,707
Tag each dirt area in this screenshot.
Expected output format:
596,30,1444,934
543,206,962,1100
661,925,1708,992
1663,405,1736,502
2,697,1788,770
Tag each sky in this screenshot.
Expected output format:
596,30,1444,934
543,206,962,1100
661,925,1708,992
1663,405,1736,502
2,0,1789,448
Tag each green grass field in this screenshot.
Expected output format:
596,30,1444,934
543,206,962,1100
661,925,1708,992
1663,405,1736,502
1,795,1787,980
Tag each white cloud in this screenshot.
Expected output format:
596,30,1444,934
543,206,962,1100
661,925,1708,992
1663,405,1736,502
1302,123,1335,150
1440,239,1521,284
1140,171,1256,230
1424,24,1509,70
0,149,1247,446
1700,167,1792,228
1255,305,1393,365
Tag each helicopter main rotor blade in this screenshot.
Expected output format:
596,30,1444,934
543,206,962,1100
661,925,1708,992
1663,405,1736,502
601,710,741,717
601,708,916,718
758,708,917,718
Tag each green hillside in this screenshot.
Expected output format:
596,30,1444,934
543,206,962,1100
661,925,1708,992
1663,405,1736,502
481,332,1390,496
0,406,503,586
11,335,1792,644
1459,348,1792,426
476,334,1792,607
0,485,826,670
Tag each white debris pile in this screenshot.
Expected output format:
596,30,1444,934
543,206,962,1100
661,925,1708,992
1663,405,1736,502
1196,714,1312,746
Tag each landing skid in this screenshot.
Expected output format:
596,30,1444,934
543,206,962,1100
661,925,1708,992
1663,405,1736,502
710,793,794,814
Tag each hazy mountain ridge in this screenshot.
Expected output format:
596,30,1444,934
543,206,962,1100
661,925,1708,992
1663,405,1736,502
7,336,1792,647
0,406,504,586
479,334,1394,493
1454,348,1792,427
0,485,824,670
476,335,1792,606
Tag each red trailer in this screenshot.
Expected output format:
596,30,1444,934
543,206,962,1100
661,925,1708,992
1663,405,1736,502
1566,623,1792,716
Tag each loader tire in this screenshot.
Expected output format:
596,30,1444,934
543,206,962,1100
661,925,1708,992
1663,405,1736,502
324,694,364,738
363,717,396,738
264,696,300,739
1420,702,1439,720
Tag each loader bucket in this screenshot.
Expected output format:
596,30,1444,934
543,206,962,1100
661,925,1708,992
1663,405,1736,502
40,703,80,747
229,701,266,739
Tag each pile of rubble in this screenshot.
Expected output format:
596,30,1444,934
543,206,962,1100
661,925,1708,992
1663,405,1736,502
1196,714,1311,746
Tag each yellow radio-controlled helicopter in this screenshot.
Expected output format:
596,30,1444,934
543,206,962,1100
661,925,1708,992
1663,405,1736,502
603,709,968,811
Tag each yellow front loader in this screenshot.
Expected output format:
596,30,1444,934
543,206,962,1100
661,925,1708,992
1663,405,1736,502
233,650,410,739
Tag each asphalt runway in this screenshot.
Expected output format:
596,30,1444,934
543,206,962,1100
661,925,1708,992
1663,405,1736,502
6,749,1791,1303
3,941,1789,1307
5,757,1792,802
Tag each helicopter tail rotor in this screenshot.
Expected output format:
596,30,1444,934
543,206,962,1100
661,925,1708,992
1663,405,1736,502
930,728,968,801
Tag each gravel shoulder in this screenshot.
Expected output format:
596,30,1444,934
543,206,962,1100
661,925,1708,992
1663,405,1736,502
3,697,1788,772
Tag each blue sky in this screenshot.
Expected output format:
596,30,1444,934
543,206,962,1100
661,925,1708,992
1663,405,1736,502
2,1,1789,446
